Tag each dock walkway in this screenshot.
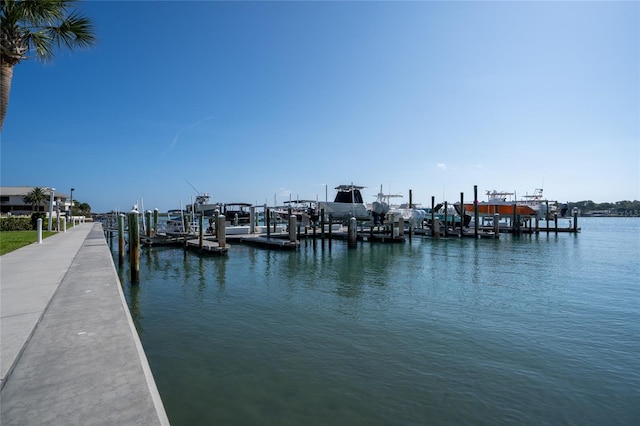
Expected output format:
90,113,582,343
0,223,168,425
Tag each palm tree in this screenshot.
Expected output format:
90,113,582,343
23,186,47,212
1,0,95,132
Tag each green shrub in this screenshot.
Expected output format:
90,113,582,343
0,217,33,231
30,213,47,230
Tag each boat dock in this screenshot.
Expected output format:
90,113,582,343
233,235,300,250
185,238,230,255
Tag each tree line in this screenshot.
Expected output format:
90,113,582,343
568,200,640,216
23,187,91,217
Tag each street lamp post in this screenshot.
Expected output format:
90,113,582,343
69,187,75,223
48,188,56,231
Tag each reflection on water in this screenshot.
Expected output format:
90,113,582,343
113,218,640,425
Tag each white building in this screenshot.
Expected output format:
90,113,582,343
0,186,71,217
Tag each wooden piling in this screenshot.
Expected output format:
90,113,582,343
348,217,357,248
217,214,226,247
431,196,436,237
473,185,479,238
408,189,413,240
199,213,204,249
128,210,140,283
459,193,464,238
153,208,159,236
266,208,271,238
250,206,256,234
289,215,297,243
444,202,448,237
573,208,578,232
328,214,333,250
118,214,125,265
145,210,152,237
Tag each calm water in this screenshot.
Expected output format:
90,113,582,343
113,218,639,425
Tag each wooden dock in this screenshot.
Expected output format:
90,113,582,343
140,234,190,247
185,239,229,255
236,235,300,250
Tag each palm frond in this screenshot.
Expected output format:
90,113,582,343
25,30,55,60
45,11,95,50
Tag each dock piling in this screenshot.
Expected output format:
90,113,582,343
153,208,159,236
459,193,464,238
118,214,125,265
289,215,297,243
128,209,140,283
199,214,204,249
474,185,479,238
348,217,357,248
217,214,227,247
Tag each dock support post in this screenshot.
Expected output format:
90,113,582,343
289,215,297,243
545,201,549,221
348,217,357,248
146,210,152,237
217,214,226,248
266,208,271,238
37,218,42,244
398,216,404,238
153,208,159,236
433,218,440,239
320,209,326,241
250,206,256,234
431,196,436,236
118,214,125,265
328,214,333,250
554,213,558,235
573,208,578,232
493,214,499,237
444,202,448,237
474,185,479,238
199,213,204,249
128,209,140,283
459,193,464,238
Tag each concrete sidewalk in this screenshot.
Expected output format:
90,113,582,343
1,223,169,425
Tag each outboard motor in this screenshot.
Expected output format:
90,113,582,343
537,203,548,220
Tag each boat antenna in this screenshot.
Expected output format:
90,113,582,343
185,179,201,195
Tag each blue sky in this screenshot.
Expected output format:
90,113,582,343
1,0,638,213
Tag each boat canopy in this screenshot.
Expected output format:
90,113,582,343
334,185,365,204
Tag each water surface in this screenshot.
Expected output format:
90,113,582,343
114,217,639,425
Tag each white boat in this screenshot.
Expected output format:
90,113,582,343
369,186,427,227
388,203,428,227
318,184,371,220
188,193,222,217
370,186,400,225
161,209,199,236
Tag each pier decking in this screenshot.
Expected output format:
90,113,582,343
185,238,230,255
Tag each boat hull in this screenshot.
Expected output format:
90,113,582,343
463,203,537,216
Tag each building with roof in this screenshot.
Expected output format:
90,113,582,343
0,186,71,217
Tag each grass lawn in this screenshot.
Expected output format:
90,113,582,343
0,231,56,256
